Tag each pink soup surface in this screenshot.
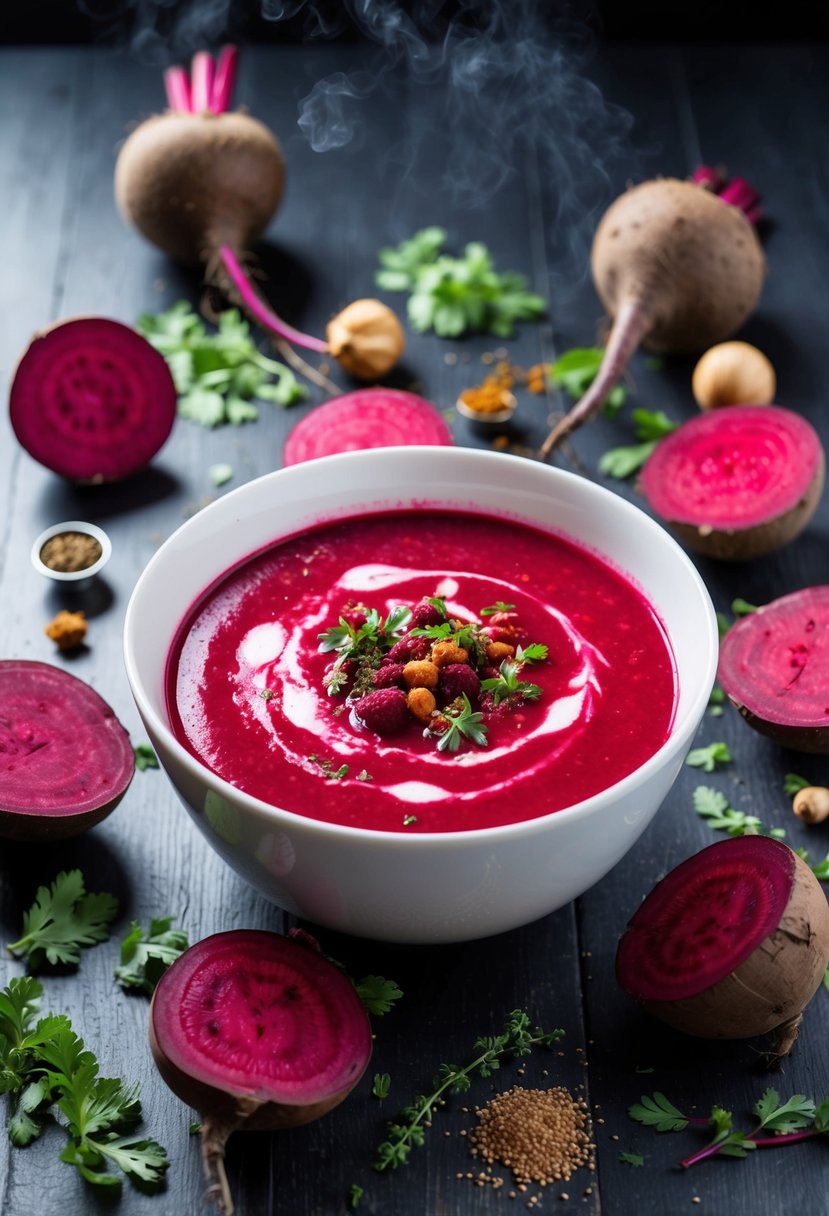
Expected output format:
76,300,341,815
168,510,677,833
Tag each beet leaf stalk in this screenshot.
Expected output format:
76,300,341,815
164,46,238,114
629,1089,829,1170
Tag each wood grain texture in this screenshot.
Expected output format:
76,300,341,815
1,40,828,1216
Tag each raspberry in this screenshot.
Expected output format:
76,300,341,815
439,664,481,706
387,632,430,662
353,688,410,736
373,662,406,689
340,603,368,629
410,599,445,629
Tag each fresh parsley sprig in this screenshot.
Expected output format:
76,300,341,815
115,918,190,997
784,772,812,797
549,348,627,415
0,978,168,1188
353,976,403,1017
375,227,546,338
630,1089,829,1169
373,1010,563,1171
436,694,489,753
685,742,732,773
137,301,306,427
7,871,118,971
599,409,679,479
692,786,782,839
480,644,548,706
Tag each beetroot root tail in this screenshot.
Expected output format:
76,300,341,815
539,297,652,459
218,245,329,354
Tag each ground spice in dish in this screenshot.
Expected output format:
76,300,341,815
458,360,518,416
39,531,102,573
468,1084,593,1187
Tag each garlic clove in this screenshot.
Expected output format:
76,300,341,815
692,340,776,410
326,298,405,380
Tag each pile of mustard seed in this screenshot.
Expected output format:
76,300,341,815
468,1084,593,1187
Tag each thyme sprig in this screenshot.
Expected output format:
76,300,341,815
373,1010,563,1171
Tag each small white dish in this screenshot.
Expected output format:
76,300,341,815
456,389,517,425
32,520,112,585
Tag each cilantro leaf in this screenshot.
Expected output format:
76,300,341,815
692,786,765,836
436,694,489,752
685,742,733,773
372,1073,392,1099
7,872,118,970
133,742,159,772
784,772,812,797
354,975,403,1016
480,658,543,706
115,918,190,997
137,302,306,428
375,230,545,338
619,1151,644,1167
631,408,678,441
598,440,659,480
629,1092,689,1133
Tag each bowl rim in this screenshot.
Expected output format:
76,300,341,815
124,445,719,845
32,520,112,582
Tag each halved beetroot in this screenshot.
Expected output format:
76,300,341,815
616,836,829,1057
718,586,829,752
283,387,453,466
9,317,177,482
0,660,134,839
638,405,824,560
150,930,372,1212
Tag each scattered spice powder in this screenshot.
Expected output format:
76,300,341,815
44,609,88,651
468,1084,594,1188
458,360,518,417
39,531,102,573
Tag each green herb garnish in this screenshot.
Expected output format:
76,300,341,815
480,656,544,706
619,1151,645,1167
115,918,189,996
402,814,418,826
784,772,812,796
630,1089,829,1170
480,601,516,617
133,743,159,771
375,227,545,338
353,976,403,1017
208,462,234,487
309,755,349,781
0,977,168,1187
7,872,118,971
548,348,626,414
599,409,679,480
374,1010,563,1171
372,1073,392,1099
685,742,733,773
137,301,306,427
436,695,489,753
692,786,770,837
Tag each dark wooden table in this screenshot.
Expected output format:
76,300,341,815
2,38,829,1216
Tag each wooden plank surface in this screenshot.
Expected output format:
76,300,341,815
1,40,828,1216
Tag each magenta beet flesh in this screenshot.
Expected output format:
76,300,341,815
718,586,829,750
283,388,453,465
0,660,135,839
151,931,372,1107
10,318,177,481
615,836,795,1002
640,406,822,530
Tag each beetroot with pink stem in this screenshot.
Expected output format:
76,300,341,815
9,317,177,482
0,660,135,840
718,586,829,752
616,836,829,1060
115,49,404,383
150,929,372,1216
540,171,765,456
638,405,824,561
283,387,453,465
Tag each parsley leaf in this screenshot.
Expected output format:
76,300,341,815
692,786,771,837
599,409,679,480
137,302,306,427
353,976,403,1016
115,918,190,996
376,228,545,338
7,872,118,970
436,694,489,752
619,1151,644,1167
685,742,732,773
133,743,159,772
629,1092,689,1133
480,601,516,616
548,348,626,413
480,658,543,707
372,1073,392,1099
784,772,812,797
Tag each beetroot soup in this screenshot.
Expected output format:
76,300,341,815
168,510,677,832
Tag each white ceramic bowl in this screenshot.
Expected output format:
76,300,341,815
124,447,718,944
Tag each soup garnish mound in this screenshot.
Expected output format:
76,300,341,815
169,509,677,833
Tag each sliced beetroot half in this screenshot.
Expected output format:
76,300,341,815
0,660,134,840
718,586,829,752
616,836,829,1057
638,405,824,561
150,930,372,1214
9,317,177,482
283,387,453,466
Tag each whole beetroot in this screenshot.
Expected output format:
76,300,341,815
541,174,766,455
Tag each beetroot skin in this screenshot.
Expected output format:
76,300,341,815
150,929,372,1214
0,660,135,840
282,388,453,466
10,318,177,482
718,586,829,752
616,836,829,1058
638,405,824,560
